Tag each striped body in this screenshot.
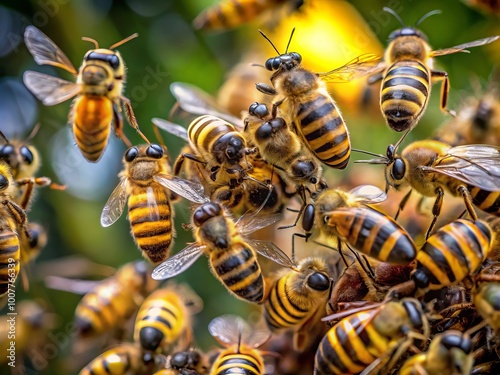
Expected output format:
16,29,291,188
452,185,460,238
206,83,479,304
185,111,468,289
73,95,113,162
193,0,267,30
414,219,492,291
380,60,430,132
469,186,500,216
210,348,264,375
134,289,188,352
323,207,417,264
0,220,20,296
79,344,149,375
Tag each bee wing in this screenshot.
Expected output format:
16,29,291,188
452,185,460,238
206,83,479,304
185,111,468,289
247,239,296,268
100,179,128,227
151,117,190,143
24,25,77,75
421,145,500,191
236,212,282,236
321,302,381,322
430,36,499,57
151,243,205,280
44,275,100,294
23,71,80,106
154,174,209,204
318,54,383,82
348,185,387,204
170,82,243,127
208,314,270,348
146,186,161,222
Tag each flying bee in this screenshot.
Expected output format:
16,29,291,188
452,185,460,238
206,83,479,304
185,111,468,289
263,256,332,352
285,185,417,265
208,314,271,375
255,29,380,170
315,298,429,375
359,140,500,238
74,260,159,337
366,7,499,136
192,0,304,31
101,143,206,264
152,186,294,304
23,26,149,162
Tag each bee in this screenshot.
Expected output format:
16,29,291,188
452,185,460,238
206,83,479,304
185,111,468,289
398,330,473,375
289,185,417,265
152,188,294,304
153,348,208,375
208,314,271,375
463,0,500,16
101,143,204,264
256,30,380,170
473,278,500,336
134,284,202,354
359,141,500,238
74,260,159,337
314,298,429,375
367,8,499,135
192,0,304,31
263,256,332,352
23,26,149,162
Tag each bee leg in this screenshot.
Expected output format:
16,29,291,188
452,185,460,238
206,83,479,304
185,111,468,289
121,96,151,143
431,70,456,117
112,101,132,148
255,83,277,96
291,232,309,262
426,188,444,239
458,185,478,221
384,280,416,302
271,98,285,118
345,243,376,280
395,189,412,220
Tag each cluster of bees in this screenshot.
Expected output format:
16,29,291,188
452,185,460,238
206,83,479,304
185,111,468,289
1,0,500,374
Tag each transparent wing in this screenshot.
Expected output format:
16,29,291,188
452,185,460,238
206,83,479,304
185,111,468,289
208,314,271,348
236,212,283,236
153,174,209,204
170,82,243,127
248,239,296,268
151,244,205,280
146,186,160,222
100,179,128,227
24,25,77,75
23,71,80,106
152,117,190,142
318,54,383,82
421,145,500,191
349,185,387,204
430,36,499,57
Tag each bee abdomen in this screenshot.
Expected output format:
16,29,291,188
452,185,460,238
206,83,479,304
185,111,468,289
0,230,20,296
297,95,350,169
215,353,263,375
468,186,500,216
188,115,235,154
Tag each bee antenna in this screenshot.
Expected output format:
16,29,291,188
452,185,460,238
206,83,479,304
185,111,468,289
415,10,441,27
258,29,281,55
351,148,384,158
109,33,138,50
251,63,266,69
25,123,41,143
81,36,99,49
284,27,296,54
383,7,406,27
0,130,9,144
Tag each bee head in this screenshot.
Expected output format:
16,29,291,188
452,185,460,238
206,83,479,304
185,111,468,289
388,27,427,42
193,202,222,226
265,52,302,72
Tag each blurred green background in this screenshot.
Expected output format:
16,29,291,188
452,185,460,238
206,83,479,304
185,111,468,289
0,0,498,373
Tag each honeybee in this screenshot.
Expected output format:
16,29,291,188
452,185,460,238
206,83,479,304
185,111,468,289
473,277,500,336
208,315,271,375
263,256,332,352
23,26,149,162
398,330,473,375
101,143,205,264
152,189,294,304
192,0,304,31
315,298,429,375
360,141,500,238
153,348,208,375
367,8,499,135
134,284,202,354
288,185,417,265
256,30,380,170
74,260,158,337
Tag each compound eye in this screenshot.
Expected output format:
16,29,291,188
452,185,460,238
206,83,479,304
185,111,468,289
386,144,395,160
109,54,120,69
265,57,275,71
171,352,188,368
391,158,405,181
0,174,8,189
251,103,269,118
291,52,302,64
0,144,15,158
124,147,139,162
255,122,273,140
193,203,221,226
146,144,164,159
293,160,314,178
20,146,34,164
249,102,259,115
307,272,330,291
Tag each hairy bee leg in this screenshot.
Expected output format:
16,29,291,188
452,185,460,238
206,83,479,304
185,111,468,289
121,95,151,144
112,101,132,148
395,189,413,220
432,70,456,117
425,188,444,239
385,280,417,302
291,232,309,262
458,185,478,221
271,98,285,118
346,243,376,281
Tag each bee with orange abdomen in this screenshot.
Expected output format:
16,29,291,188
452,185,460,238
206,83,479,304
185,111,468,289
23,26,149,162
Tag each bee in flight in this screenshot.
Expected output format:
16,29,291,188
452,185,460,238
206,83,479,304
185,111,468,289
23,26,150,162
358,141,500,238
367,7,499,138
256,29,380,170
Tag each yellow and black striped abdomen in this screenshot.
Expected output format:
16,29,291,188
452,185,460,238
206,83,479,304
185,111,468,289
73,96,113,162
128,185,173,264
193,0,265,30
212,350,264,375
468,186,500,216
134,289,187,352
79,344,143,375
314,311,392,375
381,60,430,132
326,207,417,265
296,94,350,169
264,272,309,330
209,243,264,303
0,226,20,296
414,219,492,290
188,115,236,156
